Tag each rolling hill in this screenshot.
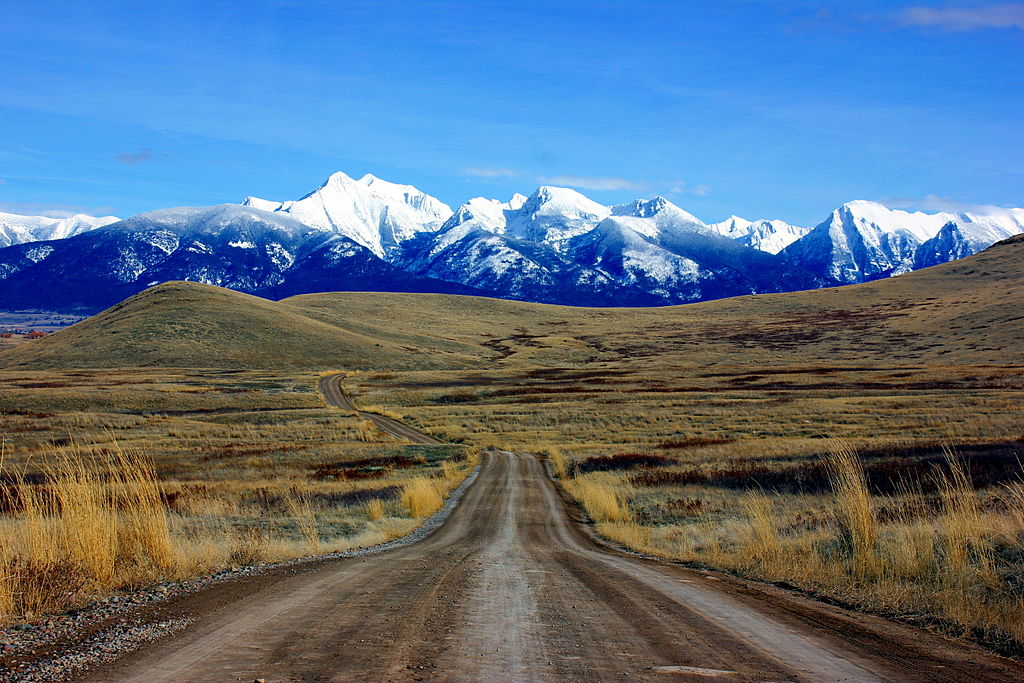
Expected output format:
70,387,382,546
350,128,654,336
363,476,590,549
0,281,482,371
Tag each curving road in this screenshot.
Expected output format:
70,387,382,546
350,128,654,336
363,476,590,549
70,380,1023,681
319,373,445,445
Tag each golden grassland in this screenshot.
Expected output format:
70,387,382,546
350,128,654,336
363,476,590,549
0,369,475,624
0,235,1021,651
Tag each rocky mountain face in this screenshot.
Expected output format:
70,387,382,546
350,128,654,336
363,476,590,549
0,171,1019,311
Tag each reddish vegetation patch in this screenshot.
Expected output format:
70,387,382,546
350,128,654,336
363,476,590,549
311,485,402,507
655,437,737,450
574,452,672,475
201,443,307,461
310,455,420,481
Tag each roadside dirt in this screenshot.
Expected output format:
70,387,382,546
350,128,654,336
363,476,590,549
10,374,1023,681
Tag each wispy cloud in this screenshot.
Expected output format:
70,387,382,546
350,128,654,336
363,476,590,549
115,147,154,164
899,3,1024,31
880,194,1017,214
465,167,519,178
668,181,711,197
0,201,118,218
538,175,648,191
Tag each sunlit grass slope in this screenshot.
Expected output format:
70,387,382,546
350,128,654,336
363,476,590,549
286,232,1024,368
0,281,481,371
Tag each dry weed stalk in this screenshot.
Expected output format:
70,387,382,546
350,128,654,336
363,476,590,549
825,441,877,576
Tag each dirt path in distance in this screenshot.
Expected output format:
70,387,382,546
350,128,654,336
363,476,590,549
319,373,444,445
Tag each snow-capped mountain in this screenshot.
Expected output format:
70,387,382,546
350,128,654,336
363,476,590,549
0,211,119,248
779,200,1023,284
502,186,610,246
403,192,820,305
570,198,821,302
913,209,1024,269
0,171,1019,312
0,204,475,311
397,191,652,305
243,171,452,260
709,216,811,254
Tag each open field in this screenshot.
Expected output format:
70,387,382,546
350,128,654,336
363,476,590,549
0,235,1021,658
0,369,475,624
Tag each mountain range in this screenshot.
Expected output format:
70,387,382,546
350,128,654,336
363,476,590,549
0,211,119,248
0,171,1020,312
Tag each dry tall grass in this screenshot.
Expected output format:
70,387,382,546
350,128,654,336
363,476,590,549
544,436,1024,654
825,442,878,576
0,445,174,618
739,493,781,569
284,494,321,553
566,474,633,523
402,477,444,518
0,432,478,625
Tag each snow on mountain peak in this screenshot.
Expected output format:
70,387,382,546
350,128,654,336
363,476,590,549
835,200,949,242
242,196,283,212
507,193,528,211
242,171,452,259
612,196,702,224
503,186,611,244
713,215,753,232
708,215,810,254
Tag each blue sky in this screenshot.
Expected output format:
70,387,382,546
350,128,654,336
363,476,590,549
0,1,1021,225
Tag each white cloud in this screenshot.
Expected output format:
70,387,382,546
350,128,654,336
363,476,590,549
537,175,648,191
900,3,1024,31
465,167,519,178
115,147,154,164
880,194,1017,214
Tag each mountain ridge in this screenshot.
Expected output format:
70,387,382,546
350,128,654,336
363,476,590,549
0,171,1020,312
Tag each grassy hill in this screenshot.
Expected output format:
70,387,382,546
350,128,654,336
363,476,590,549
2,234,1022,370
0,281,482,370
286,232,1024,368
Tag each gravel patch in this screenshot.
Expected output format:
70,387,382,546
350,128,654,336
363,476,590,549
1,618,193,683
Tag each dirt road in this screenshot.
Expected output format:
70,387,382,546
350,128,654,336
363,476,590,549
71,379,1022,681
319,374,445,445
